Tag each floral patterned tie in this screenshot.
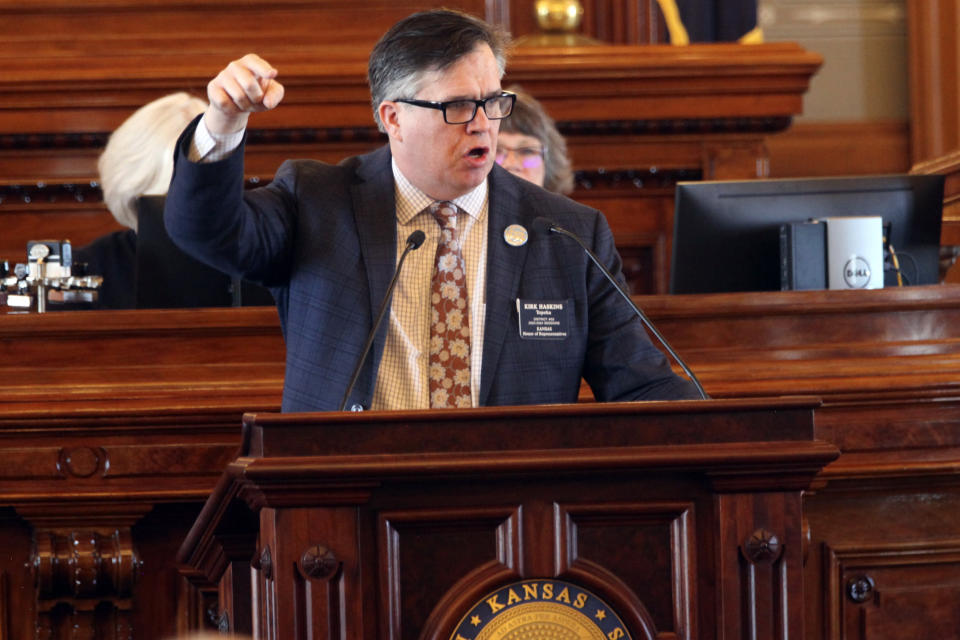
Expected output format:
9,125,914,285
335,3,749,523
428,202,472,408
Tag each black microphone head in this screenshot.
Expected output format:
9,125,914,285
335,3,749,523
406,230,426,250
531,217,557,236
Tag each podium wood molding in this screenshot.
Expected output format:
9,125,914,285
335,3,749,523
179,398,835,639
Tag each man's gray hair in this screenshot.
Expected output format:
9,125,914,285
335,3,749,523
368,9,510,132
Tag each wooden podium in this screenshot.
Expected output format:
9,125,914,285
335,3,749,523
178,398,837,640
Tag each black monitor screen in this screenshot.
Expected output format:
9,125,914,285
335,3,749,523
669,174,945,294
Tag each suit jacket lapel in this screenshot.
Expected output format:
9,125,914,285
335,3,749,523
350,146,397,401
480,167,530,405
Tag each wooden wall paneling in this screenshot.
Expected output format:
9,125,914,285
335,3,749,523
215,564,250,635
7,283,960,419
0,147,103,184
0,0,667,64
174,572,220,636
713,492,802,640
0,0,495,60
763,123,913,180
906,0,960,164
252,509,278,638
578,0,667,44
0,40,821,291
766,121,911,179
574,184,675,293
701,138,770,180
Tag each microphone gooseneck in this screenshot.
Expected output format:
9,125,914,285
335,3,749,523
534,217,707,400
338,229,426,411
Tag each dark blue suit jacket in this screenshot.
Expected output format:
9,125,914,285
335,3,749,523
165,119,701,411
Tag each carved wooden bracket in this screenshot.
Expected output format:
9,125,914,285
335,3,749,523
29,527,140,639
32,529,139,598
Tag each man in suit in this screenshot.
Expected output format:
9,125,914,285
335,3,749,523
165,8,703,412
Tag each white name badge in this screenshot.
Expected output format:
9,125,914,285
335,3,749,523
516,298,571,340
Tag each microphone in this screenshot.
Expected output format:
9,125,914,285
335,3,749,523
339,229,426,411
533,217,707,400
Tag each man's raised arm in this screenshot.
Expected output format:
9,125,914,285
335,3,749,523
203,53,285,135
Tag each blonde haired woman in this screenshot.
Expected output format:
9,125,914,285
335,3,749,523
98,92,207,231
74,92,207,307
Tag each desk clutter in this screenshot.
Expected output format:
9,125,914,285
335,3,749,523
1,240,102,312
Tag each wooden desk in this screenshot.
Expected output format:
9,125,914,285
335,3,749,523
2,285,959,638
642,285,960,639
0,307,284,639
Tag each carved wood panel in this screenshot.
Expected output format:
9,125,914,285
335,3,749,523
380,507,522,640
824,540,960,640
805,478,960,640
372,492,706,639
715,492,803,640
556,501,696,639
250,489,712,639
257,505,365,639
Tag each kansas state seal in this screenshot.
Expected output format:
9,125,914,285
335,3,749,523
450,579,632,640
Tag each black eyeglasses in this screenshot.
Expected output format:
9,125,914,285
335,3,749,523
394,92,516,124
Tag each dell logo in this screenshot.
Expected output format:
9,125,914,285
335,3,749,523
843,256,872,288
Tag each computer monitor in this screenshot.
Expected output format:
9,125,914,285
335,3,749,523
669,174,945,294
136,195,275,308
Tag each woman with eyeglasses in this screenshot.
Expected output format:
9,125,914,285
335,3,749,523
495,85,574,194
